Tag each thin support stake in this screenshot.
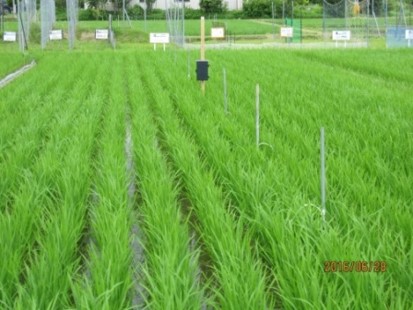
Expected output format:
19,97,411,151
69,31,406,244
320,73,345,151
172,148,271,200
256,84,260,148
223,68,228,114
320,127,326,222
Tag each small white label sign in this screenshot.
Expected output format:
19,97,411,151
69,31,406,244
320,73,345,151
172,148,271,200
405,29,413,40
3,31,17,42
49,30,63,40
280,27,293,38
211,27,225,38
96,29,109,40
332,30,351,41
150,33,170,44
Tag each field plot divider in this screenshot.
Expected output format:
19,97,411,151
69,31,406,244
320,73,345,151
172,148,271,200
0,60,36,89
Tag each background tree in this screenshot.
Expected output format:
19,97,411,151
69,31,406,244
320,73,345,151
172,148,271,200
200,0,225,14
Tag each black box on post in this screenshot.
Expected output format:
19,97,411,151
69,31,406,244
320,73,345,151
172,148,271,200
196,60,209,81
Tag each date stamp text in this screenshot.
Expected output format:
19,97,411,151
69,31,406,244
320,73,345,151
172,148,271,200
324,261,387,273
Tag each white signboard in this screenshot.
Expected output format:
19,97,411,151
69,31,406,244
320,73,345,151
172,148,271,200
150,33,170,44
405,29,413,40
211,27,225,38
280,27,293,38
96,29,109,40
49,30,63,40
332,30,351,41
3,31,17,42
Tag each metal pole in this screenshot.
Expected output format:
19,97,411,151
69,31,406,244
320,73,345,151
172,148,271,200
345,0,348,29
323,0,326,41
182,0,185,46
223,68,228,114
291,0,294,43
272,1,276,39
320,127,326,222
18,1,28,51
256,84,260,148
300,5,303,43
367,0,370,46
144,0,147,32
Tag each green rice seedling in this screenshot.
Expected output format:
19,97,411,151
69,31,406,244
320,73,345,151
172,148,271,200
12,59,102,309
71,55,133,309
0,54,101,307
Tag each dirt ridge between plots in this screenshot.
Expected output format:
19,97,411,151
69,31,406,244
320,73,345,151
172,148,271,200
0,60,36,89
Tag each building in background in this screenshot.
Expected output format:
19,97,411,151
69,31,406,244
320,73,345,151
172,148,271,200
129,0,243,11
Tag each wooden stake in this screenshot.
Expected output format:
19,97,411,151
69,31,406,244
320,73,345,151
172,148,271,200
200,16,205,94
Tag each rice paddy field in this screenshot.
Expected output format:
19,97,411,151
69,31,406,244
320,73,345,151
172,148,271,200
1,34,412,309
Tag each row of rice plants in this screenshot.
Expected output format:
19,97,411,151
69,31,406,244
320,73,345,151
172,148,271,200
0,54,100,308
0,56,90,209
148,49,412,308
0,54,71,147
136,54,275,309
71,55,133,308
296,49,413,84
14,68,104,308
125,55,204,308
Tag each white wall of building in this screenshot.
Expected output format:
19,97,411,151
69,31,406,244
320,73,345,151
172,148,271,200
129,0,242,11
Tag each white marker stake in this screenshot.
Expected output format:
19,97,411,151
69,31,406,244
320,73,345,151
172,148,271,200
223,68,228,114
256,84,260,148
320,127,326,222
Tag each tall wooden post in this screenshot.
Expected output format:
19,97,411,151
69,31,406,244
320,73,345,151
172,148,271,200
200,16,206,94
